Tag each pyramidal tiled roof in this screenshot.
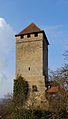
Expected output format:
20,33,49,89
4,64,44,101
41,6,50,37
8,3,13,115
15,22,49,45
15,22,43,36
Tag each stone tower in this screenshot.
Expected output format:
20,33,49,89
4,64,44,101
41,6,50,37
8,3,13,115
15,23,49,108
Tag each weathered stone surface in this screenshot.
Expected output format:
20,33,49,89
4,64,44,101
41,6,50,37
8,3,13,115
16,31,48,109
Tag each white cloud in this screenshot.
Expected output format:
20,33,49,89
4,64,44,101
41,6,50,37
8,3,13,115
0,18,15,98
0,18,15,52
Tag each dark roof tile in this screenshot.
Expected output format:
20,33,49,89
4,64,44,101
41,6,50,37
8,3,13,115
15,22,49,45
16,22,42,36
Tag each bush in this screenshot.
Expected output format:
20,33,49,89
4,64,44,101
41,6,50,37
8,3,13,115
11,109,52,119
13,75,29,107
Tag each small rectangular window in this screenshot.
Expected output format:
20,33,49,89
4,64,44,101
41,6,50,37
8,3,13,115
27,34,30,38
32,85,38,92
35,33,38,37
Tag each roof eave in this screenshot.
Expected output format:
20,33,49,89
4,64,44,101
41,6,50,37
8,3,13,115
15,30,44,37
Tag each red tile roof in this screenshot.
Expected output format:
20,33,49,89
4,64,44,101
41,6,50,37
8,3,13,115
15,22,42,36
47,86,58,93
15,22,49,45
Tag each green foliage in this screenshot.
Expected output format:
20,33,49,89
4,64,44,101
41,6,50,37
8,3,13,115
11,75,68,119
0,94,13,119
13,75,29,107
11,109,68,119
11,109,52,119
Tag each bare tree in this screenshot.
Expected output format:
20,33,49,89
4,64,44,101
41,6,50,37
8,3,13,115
48,64,68,119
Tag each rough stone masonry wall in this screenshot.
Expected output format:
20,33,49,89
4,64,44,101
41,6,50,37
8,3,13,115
16,33,43,77
43,37,48,79
16,33,49,110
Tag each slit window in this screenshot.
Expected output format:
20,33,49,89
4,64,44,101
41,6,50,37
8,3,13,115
28,67,30,71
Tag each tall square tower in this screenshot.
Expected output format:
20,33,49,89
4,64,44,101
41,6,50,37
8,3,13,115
15,23,49,108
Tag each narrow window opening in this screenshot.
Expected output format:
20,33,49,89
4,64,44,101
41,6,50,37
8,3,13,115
28,67,30,71
35,33,38,37
27,34,30,38
32,85,38,92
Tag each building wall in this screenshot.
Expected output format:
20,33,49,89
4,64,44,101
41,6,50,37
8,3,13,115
16,33,43,77
16,33,49,109
43,37,48,79
16,32,48,91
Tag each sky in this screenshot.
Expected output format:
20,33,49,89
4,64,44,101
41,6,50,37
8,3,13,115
0,0,68,98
